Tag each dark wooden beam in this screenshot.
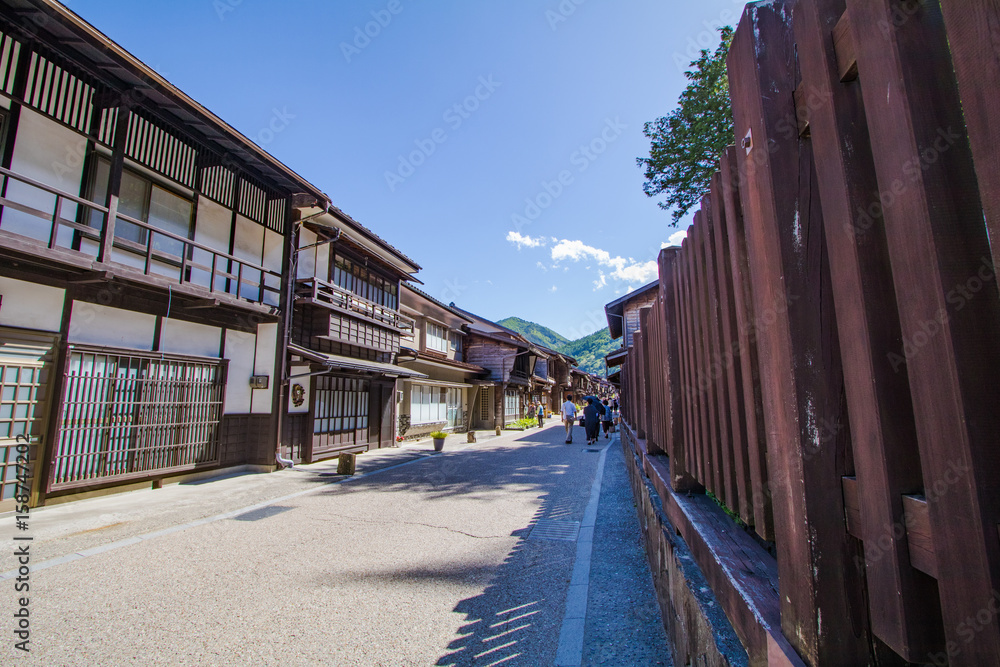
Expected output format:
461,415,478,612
793,0,944,658
848,0,1000,661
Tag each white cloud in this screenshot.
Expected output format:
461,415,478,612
610,260,658,284
663,229,687,248
550,238,658,285
550,285,558,292
506,231,548,249
536,261,548,272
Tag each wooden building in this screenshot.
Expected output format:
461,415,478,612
604,280,658,349
282,206,424,462
0,0,420,507
395,284,486,440
449,305,548,429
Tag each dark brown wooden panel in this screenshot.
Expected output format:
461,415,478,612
720,147,773,541
792,0,944,659
848,0,1000,661
939,0,1000,294
728,3,867,664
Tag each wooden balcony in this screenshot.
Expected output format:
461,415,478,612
0,166,282,314
296,277,415,335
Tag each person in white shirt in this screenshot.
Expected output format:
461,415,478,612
561,394,578,444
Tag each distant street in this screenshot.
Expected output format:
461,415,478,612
4,423,668,666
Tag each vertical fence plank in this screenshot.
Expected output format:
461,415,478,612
659,247,698,489
720,147,773,540
938,0,1000,292
848,0,1000,662
728,3,868,664
792,0,944,659
701,192,738,513
680,237,707,487
690,218,722,498
709,172,752,525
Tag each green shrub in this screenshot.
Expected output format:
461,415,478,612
429,431,448,439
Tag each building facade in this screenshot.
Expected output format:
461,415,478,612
0,0,420,507
395,285,486,440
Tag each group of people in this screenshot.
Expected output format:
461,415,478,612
560,394,619,445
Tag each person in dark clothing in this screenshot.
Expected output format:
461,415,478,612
601,399,613,439
583,398,601,445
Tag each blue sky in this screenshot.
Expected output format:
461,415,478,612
69,0,745,340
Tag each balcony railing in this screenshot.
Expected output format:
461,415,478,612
296,277,415,334
0,166,281,308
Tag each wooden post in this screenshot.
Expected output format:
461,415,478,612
97,101,131,264
792,1,943,659
728,3,867,664
659,248,698,491
847,0,1000,661
720,147,773,540
938,0,1000,293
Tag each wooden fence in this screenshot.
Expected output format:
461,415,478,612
617,1,1000,665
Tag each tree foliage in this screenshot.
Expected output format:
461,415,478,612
638,27,734,225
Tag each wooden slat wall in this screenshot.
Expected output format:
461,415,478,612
614,1,1000,665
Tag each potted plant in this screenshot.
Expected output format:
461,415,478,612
429,431,448,452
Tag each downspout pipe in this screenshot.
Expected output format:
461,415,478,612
275,206,337,470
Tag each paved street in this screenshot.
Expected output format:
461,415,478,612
3,422,668,666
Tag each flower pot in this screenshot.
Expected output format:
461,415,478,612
433,438,445,452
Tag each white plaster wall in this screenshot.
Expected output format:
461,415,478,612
192,197,233,291
2,109,87,248
0,277,65,333
159,318,221,358
233,215,263,301
316,240,329,281
251,322,277,413
297,228,317,279
287,363,310,414
223,328,256,413
262,228,283,307
67,302,156,350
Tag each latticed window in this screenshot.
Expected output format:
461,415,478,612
313,376,369,435
479,386,490,421
51,348,225,490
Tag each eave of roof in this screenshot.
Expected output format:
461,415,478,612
24,0,329,204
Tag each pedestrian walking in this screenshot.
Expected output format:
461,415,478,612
537,403,544,428
561,394,578,444
601,399,613,439
583,397,601,445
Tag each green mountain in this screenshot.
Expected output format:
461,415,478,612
558,328,617,377
498,317,618,377
497,317,570,351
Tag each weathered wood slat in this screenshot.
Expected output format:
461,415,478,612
728,3,867,664
848,0,1000,662
658,247,697,490
708,173,751,524
792,1,945,659
701,191,739,514
720,147,773,541
938,0,1000,293
690,218,721,498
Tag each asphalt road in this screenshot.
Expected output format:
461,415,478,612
2,422,669,666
